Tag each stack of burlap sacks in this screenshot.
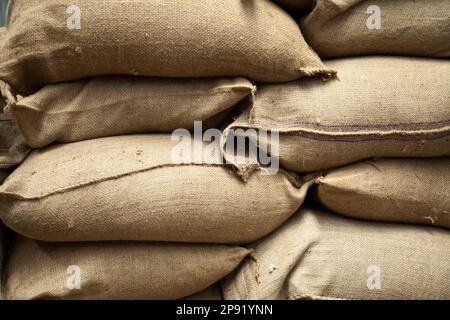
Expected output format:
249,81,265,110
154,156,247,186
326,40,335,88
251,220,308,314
0,0,331,300
0,0,449,300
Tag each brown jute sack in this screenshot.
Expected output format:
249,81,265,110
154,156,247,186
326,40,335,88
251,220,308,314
317,158,450,229
300,0,450,58
225,57,450,174
0,134,313,243
223,207,450,300
0,0,332,95
8,76,254,148
5,234,250,300
0,110,30,169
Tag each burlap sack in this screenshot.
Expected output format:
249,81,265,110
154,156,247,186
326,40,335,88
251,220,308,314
223,207,450,300
184,283,222,300
0,0,332,95
0,109,30,169
225,57,450,174
0,134,314,243
300,0,450,58
4,234,250,300
316,158,450,229
7,76,254,148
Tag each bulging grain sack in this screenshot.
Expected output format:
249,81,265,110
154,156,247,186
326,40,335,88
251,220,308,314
0,0,332,95
223,207,450,300
7,76,254,148
5,234,250,300
300,0,450,58
225,57,450,174
316,158,450,229
0,134,314,243
0,109,30,169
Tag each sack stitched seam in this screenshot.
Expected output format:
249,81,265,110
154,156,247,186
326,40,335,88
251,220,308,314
0,163,303,201
249,118,450,131
14,86,254,115
230,121,450,142
0,163,228,201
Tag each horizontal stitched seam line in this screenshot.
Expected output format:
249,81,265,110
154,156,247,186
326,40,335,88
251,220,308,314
229,122,450,142
0,163,303,201
0,163,227,201
284,130,450,142
250,118,450,130
16,87,250,114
